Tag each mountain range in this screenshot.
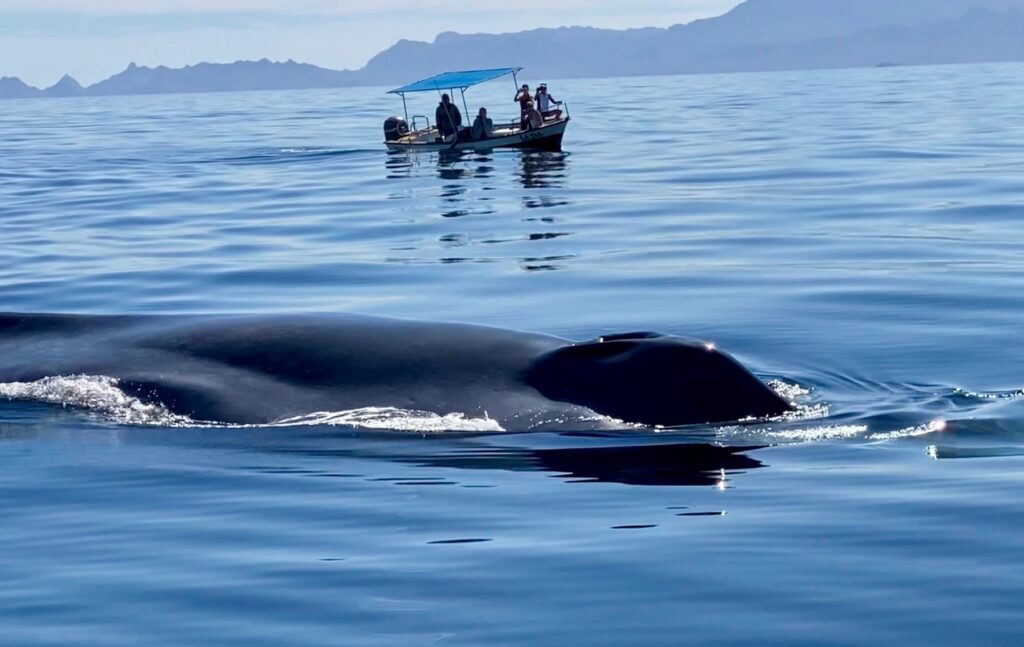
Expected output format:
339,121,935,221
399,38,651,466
4,0,1024,100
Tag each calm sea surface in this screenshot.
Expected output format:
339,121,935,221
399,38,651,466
2,63,1024,645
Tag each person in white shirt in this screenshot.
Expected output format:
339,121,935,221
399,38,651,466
535,83,563,121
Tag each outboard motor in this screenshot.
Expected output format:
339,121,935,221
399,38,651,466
384,116,409,142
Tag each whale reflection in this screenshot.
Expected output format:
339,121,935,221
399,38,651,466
0,418,770,490
403,442,766,487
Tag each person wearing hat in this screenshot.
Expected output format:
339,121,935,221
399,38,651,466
536,83,562,121
514,84,533,130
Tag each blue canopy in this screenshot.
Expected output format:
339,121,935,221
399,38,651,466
388,67,522,94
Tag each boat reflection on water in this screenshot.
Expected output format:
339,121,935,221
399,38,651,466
382,148,575,268
384,152,411,179
518,151,570,191
435,150,495,181
384,149,569,189
403,442,767,487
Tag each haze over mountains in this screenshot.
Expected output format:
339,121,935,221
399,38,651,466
4,0,1024,100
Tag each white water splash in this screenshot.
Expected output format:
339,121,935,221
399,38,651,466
767,379,829,422
869,419,948,441
954,388,1024,401
272,408,504,432
715,422,869,444
0,375,505,432
765,424,869,442
767,379,810,401
0,375,193,426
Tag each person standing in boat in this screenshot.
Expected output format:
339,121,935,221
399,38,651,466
435,93,463,141
536,83,562,121
514,84,533,130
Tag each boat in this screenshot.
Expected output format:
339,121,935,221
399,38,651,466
383,67,570,152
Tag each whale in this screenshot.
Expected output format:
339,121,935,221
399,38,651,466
0,313,792,430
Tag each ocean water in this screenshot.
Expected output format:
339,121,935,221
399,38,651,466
3,62,1024,645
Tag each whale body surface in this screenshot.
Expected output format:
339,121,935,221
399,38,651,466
0,313,792,430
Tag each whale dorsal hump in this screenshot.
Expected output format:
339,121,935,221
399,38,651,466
526,335,791,427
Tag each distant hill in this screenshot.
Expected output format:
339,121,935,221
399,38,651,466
0,59,363,101
86,59,359,96
4,0,1024,100
42,74,83,98
359,0,1024,81
0,76,41,99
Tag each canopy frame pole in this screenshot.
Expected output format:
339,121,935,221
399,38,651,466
512,70,519,91
459,87,469,122
401,93,408,123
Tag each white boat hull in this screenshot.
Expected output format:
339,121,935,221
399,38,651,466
385,118,568,152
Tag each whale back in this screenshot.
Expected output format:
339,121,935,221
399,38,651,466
0,314,791,429
0,313,569,426
0,312,142,337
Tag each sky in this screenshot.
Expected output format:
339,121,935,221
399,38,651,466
0,0,740,87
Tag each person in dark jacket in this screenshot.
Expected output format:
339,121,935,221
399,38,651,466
514,84,533,129
435,93,463,140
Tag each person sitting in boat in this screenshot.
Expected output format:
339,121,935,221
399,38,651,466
523,100,544,131
515,84,533,130
536,83,563,121
472,107,494,141
435,93,463,141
